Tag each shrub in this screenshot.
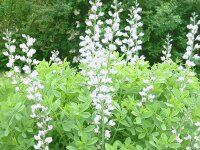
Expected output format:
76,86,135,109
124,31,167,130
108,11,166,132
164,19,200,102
0,0,200,150
0,59,200,149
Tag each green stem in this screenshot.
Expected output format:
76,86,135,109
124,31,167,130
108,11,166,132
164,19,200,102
111,122,120,143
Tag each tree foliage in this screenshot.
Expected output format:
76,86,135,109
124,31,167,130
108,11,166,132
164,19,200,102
0,0,200,70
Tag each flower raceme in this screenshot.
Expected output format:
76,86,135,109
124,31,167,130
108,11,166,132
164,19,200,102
50,50,62,64
183,12,200,68
173,13,200,148
2,30,21,92
3,33,53,150
161,34,173,63
19,35,53,150
137,76,155,107
121,0,144,65
79,0,124,148
177,13,200,91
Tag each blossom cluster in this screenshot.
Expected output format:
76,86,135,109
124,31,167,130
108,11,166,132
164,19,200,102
19,35,53,150
171,126,184,144
2,30,21,91
3,33,53,150
171,121,200,150
137,76,155,107
183,12,200,68
79,0,124,147
161,34,173,63
177,13,200,91
50,50,62,64
121,1,144,65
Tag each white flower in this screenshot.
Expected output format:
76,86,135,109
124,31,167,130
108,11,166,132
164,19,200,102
3,51,9,56
14,66,20,73
195,122,200,126
48,125,53,131
34,141,43,149
15,87,20,92
108,120,115,126
195,43,200,49
22,65,31,74
94,126,99,133
186,146,191,150
45,146,49,150
194,143,199,149
50,50,62,64
34,135,41,140
45,137,52,144
148,94,155,100
9,45,16,53
94,115,101,125
177,76,185,82
186,60,196,67
30,70,38,78
171,129,176,134
27,37,36,46
176,134,183,143
109,44,117,51
105,130,111,140
193,54,200,59
37,122,43,128
139,91,147,96
74,9,80,15
184,135,192,140
106,19,113,25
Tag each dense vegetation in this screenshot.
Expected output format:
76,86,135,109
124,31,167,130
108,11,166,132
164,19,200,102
0,0,200,150
0,60,200,149
0,0,200,69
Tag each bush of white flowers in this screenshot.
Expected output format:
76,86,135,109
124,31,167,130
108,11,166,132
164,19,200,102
0,0,200,150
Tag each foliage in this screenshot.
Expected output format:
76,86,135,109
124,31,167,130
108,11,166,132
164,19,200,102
0,60,199,149
0,0,200,70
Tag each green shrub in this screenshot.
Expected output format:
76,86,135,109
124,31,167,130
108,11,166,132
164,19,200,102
0,59,199,149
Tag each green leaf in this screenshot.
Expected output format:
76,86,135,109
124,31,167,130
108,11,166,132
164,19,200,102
87,137,98,145
62,120,74,131
52,99,61,111
80,112,91,118
168,143,180,149
149,141,157,147
138,133,146,139
84,125,95,132
136,117,141,124
66,146,78,150
136,145,143,150
165,102,174,108
135,127,143,132
15,113,22,121
168,134,176,143
142,112,152,118
53,90,61,98
120,120,130,127
161,124,166,131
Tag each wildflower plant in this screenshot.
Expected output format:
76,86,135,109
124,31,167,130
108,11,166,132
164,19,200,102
121,0,144,65
161,34,173,63
79,0,124,149
18,35,53,150
2,30,21,91
172,13,200,149
50,50,62,64
183,12,200,69
137,75,155,107
177,13,200,91
1,1,200,150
